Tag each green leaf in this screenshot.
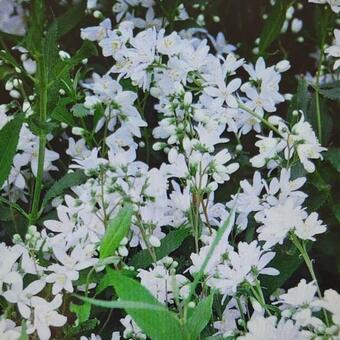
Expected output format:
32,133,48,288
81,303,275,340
51,98,76,126
186,294,214,339
261,242,311,295
319,87,340,101
0,115,23,189
70,302,91,324
129,228,191,268
288,78,311,121
43,21,59,84
86,270,183,340
99,205,133,259
72,104,88,118
55,1,86,38
258,1,293,55
69,40,98,67
64,319,99,337
306,94,333,145
324,147,340,172
41,170,87,208
332,203,340,223
75,295,171,312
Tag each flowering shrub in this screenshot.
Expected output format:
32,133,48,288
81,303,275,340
0,0,339,339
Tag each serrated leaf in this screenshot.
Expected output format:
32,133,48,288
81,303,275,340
259,1,293,55
72,104,88,118
100,205,133,259
0,115,23,189
129,228,191,268
186,294,214,339
319,87,340,101
70,302,91,324
84,270,183,340
41,170,87,208
324,148,340,172
43,21,59,84
51,98,76,126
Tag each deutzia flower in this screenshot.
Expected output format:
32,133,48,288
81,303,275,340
314,289,340,326
31,295,67,340
0,318,21,340
3,276,46,319
287,115,326,173
256,198,306,249
120,315,146,340
309,0,340,13
237,315,303,339
137,257,189,303
326,29,340,70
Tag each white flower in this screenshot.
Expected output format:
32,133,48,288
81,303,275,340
45,264,79,294
204,77,241,108
250,133,284,168
309,0,340,13
256,198,306,249
237,315,302,340
157,30,182,56
3,276,45,319
279,279,317,308
120,315,146,339
288,116,326,173
81,18,111,42
0,319,20,340
31,295,67,340
326,29,340,69
0,243,23,292
214,241,278,296
137,260,189,303
314,289,340,326
294,212,326,241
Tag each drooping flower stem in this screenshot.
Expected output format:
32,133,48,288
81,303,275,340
237,101,283,137
290,233,330,326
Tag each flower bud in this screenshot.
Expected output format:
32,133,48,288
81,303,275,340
275,60,290,73
72,127,85,136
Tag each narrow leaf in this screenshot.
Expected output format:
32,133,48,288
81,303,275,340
186,294,214,339
0,115,23,188
129,228,191,268
41,170,87,208
75,295,170,312
99,205,133,259
259,1,292,55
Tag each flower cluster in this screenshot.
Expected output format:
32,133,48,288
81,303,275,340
0,0,338,339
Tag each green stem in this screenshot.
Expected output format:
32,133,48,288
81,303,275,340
29,57,47,225
238,101,283,137
315,50,324,143
291,234,330,326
